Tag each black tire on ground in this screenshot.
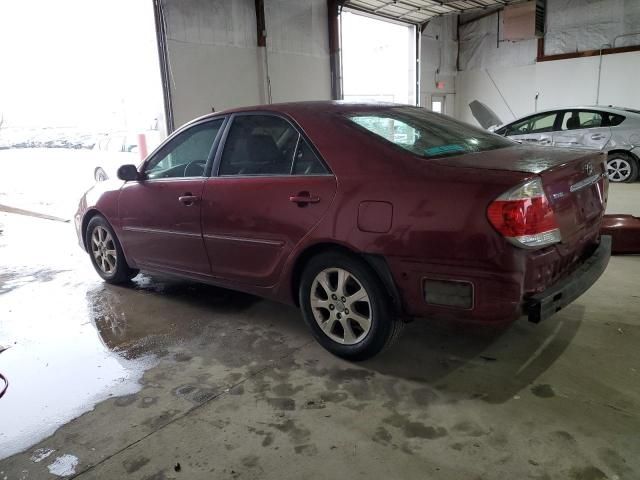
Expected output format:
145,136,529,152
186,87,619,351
86,215,138,284
606,152,639,183
299,251,403,361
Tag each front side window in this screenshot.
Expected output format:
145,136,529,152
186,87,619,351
219,115,312,176
560,111,604,130
506,113,557,135
145,119,223,179
348,107,513,159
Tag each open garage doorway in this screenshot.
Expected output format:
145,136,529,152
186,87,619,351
341,9,417,105
0,0,165,220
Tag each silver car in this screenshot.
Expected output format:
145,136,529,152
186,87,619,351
472,103,640,183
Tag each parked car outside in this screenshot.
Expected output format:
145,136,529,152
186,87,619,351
92,130,162,182
75,102,611,360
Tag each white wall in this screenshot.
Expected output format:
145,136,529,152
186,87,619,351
455,51,640,126
420,16,456,114
163,0,331,128
452,0,640,125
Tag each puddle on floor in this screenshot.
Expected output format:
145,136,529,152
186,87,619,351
0,213,157,459
0,212,263,459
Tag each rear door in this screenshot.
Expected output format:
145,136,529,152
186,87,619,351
201,113,337,287
118,118,225,274
553,110,611,149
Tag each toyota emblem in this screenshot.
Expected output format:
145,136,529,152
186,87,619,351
584,162,594,175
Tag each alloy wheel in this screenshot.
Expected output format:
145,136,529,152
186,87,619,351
310,267,372,345
91,226,117,275
607,158,632,182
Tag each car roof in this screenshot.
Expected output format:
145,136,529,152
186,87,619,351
183,101,411,128
503,105,640,125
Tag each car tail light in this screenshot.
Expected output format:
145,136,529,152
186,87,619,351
487,178,561,249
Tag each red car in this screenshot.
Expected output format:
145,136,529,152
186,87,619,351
75,102,611,360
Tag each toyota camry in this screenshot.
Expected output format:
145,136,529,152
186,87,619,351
75,102,611,360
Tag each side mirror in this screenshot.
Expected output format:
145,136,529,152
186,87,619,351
117,164,140,181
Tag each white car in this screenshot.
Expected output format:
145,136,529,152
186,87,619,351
471,102,640,183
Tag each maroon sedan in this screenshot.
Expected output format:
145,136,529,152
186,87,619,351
75,102,611,360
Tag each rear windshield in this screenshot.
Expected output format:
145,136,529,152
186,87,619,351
346,107,513,159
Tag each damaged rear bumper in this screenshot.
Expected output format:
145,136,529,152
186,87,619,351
525,235,611,323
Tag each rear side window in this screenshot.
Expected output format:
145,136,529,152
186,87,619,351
219,115,298,176
219,115,328,176
347,107,512,159
607,113,626,127
292,138,327,175
560,111,604,130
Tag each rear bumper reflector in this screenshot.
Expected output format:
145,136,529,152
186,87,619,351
525,235,611,323
424,279,473,309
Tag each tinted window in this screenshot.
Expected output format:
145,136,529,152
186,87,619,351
506,112,557,135
219,115,299,176
347,107,512,159
560,111,603,130
607,113,626,127
292,138,327,175
145,120,223,179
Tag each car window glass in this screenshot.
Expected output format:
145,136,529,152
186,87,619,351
219,115,299,176
560,111,603,130
292,138,328,175
351,117,420,149
348,108,512,159
607,113,625,127
506,113,556,135
145,120,223,179
529,113,557,133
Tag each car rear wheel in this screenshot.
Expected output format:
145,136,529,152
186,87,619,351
606,153,638,183
299,252,403,360
86,215,138,284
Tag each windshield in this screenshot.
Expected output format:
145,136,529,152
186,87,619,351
346,107,514,159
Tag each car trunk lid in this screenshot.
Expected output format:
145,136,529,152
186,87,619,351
432,144,608,254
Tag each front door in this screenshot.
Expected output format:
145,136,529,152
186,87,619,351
119,118,225,275
201,113,337,287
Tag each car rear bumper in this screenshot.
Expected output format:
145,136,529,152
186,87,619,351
524,235,611,323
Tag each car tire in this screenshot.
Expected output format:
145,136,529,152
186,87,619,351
86,215,138,284
606,153,638,183
94,167,108,182
299,251,403,361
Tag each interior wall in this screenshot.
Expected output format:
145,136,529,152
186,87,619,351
451,0,640,125
420,16,456,113
455,51,640,126
162,0,330,128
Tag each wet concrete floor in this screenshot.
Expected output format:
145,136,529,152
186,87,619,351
0,209,639,479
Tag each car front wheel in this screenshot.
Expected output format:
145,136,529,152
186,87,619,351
299,252,403,360
86,215,138,284
606,153,638,183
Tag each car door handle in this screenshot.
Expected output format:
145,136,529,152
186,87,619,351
289,192,320,206
178,194,200,206
591,134,605,140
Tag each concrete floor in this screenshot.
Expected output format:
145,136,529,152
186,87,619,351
0,185,639,479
